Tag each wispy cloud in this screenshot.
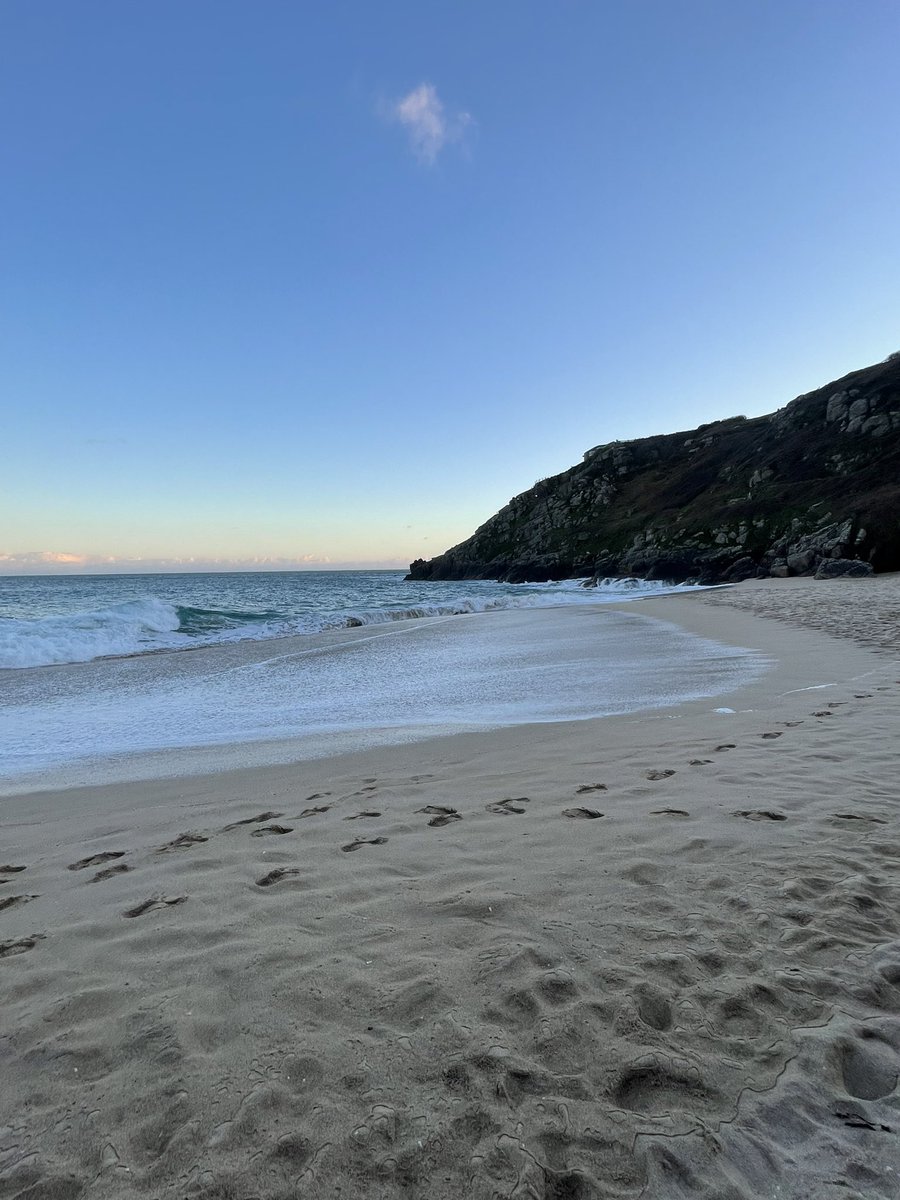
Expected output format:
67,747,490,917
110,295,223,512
388,83,471,165
0,551,91,567
0,551,411,574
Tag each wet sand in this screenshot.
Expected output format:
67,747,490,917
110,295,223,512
2,576,899,1199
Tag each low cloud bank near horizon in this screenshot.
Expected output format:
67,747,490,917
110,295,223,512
0,551,412,575
387,82,472,164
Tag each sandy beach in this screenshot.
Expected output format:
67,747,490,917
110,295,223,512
2,576,899,1200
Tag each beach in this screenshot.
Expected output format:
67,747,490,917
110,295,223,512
2,576,899,1199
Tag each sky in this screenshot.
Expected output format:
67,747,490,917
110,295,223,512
2,0,899,574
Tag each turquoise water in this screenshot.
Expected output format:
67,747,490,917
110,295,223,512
0,572,767,791
0,570,683,669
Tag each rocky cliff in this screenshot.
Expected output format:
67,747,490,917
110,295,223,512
407,354,900,584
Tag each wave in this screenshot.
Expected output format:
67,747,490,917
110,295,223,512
0,597,187,669
0,578,692,670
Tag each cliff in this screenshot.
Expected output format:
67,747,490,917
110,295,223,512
407,354,900,584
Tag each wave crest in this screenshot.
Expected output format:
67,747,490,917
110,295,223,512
0,597,183,669
0,578,695,670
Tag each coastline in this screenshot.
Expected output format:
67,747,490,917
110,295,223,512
0,594,764,796
2,577,899,1198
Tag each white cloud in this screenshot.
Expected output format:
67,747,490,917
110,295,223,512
0,551,90,567
389,83,471,164
0,551,411,574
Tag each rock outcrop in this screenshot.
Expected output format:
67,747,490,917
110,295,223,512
407,354,900,584
814,557,875,579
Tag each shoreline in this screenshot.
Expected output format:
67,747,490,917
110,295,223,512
2,577,900,1198
2,577,887,804
1,593,763,797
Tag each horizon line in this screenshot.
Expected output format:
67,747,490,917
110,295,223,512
0,565,414,579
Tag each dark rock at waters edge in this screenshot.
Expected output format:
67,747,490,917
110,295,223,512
814,557,875,579
407,354,900,586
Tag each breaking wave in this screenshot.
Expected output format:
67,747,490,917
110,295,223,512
0,577,694,670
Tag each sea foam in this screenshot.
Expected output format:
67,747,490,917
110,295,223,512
1,603,769,792
0,577,686,670
0,597,186,669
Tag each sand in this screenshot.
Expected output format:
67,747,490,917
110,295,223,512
1,576,899,1199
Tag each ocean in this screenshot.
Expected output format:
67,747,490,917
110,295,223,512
0,571,768,792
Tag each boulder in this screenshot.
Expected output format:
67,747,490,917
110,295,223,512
722,556,762,582
814,558,874,579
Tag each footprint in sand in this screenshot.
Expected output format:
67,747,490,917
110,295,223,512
487,797,530,815
645,769,675,781
563,807,605,820
123,896,187,919
341,837,388,853
296,805,330,819
576,783,608,794
222,810,283,831
651,808,690,817
0,895,38,913
158,833,208,852
714,744,736,752
761,732,783,739
0,865,27,875
838,1030,900,1100
250,824,294,837
68,851,126,871
343,811,382,821
832,812,887,825
689,759,713,765
634,984,673,1031
91,863,131,882
613,1057,717,1114
812,710,834,718
256,868,301,887
734,809,787,822
416,806,462,828
782,721,803,727
0,934,45,958
304,792,330,802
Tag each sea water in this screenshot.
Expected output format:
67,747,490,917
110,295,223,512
0,571,768,792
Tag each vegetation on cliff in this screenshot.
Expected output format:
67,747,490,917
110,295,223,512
407,355,900,584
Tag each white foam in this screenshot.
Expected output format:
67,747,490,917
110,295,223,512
1,606,770,791
0,597,185,669
0,577,700,670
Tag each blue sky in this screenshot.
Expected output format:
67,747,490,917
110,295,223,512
2,0,899,573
